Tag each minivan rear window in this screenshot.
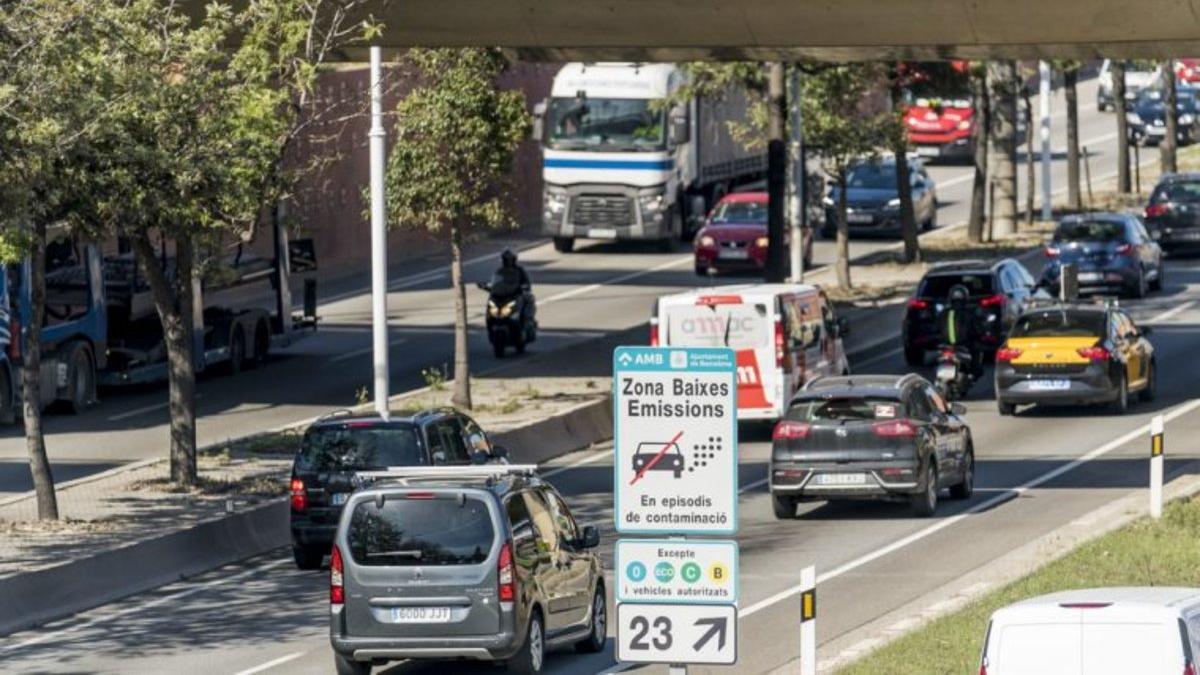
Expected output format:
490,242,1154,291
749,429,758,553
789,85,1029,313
297,425,424,472
1011,310,1106,338
918,273,994,298
347,496,494,566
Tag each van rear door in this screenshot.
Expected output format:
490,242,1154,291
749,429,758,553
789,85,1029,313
1080,614,1183,675
990,620,1082,675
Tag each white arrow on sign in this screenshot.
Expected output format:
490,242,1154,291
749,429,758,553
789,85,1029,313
616,603,737,666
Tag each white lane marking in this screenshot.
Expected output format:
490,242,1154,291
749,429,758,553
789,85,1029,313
538,256,693,307
108,394,204,423
326,338,408,365
1147,300,1197,324
541,447,614,479
233,651,306,675
0,558,292,655
736,396,1200,621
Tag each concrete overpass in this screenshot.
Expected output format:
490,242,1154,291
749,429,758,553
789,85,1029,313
357,0,1200,60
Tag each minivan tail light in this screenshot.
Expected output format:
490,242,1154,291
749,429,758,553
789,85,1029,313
872,420,918,437
775,320,786,367
1077,345,1110,362
290,477,307,512
330,545,345,605
773,421,812,440
979,293,1006,308
995,347,1023,362
498,541,516,603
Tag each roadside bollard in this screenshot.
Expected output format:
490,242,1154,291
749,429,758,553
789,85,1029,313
800,565,816,675
1151,415,1164,519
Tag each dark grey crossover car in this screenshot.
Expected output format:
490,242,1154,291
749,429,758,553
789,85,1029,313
329,465,605,675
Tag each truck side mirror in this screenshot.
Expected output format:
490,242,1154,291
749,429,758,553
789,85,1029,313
531,100,547,142
670,113,689,146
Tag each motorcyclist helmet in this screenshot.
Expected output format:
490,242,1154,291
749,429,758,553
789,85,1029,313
947,284,969,309
500,248,518,267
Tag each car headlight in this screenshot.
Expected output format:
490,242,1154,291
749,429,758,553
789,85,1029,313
698,235,716,248
1127,112,1143,125
886,197,902,208
956,119,972,131
543,188,568,217
755,236,769,248
1181,114,1195,125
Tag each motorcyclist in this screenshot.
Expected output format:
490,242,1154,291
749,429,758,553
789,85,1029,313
497,248,531,291
488,248,533,326
938,284,983,377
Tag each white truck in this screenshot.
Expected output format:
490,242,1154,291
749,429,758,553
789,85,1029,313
534,62,764,253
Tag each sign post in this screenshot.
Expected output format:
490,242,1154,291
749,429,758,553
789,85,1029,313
1151,414,1164,519
799,565,816,675
613,346,739,671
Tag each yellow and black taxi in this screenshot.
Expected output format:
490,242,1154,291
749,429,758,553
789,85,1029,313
994,304,1155,416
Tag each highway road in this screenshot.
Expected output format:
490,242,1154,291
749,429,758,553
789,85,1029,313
0,74,1136,497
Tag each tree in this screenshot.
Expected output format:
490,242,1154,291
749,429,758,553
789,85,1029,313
1057,60,1084,211
887,65,921,264
1163,60,1179,174
967,63,991,243
989,61,1020,238
1113,61,1132,193
1022,78,1035,224
765,63,788,282
800,64,897,290
383,49,530,410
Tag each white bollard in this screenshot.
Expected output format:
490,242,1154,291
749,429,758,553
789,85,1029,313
1151,415,1164,519
800,565,816,675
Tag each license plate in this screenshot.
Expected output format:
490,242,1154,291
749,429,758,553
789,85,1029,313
331,493,348,506
936,363,957,380
916,145,941,157
587,228,617,239
1029,379,1070,391
718,249,750,260
1176,229,1200,240
848,213,874,224
815,472,867,486
1077,272,1103,283
391,606,452,623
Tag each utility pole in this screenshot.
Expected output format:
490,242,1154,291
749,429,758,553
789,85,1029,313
766,62,787,283
788,65,805,282
1038,61,1052,221
369,46,390,419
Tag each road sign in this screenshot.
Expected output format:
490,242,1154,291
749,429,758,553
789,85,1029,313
613,346,738,535
616,539,738,605
616,603,737,665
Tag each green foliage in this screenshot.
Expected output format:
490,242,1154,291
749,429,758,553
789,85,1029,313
801,64,898,179
421,366,447,391
384,49,531,235
667,63,769,151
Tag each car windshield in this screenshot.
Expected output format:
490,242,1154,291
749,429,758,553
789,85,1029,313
1151,180,1200,204
846,163,897,190
1055,220,1127,243
1137,89,1196,109
297,425,424,472
787,397,904,422
1010,310,1106,337
545,97,665,151
347,496,494,566
710,201,768,224
918,273,994,298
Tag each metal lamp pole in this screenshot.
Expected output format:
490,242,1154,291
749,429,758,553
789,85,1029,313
369,46,390,419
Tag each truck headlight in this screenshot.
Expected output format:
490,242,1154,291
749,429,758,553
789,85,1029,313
543,188,568,219
638,189,667,222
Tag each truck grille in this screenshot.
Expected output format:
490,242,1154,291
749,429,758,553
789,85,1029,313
571,195,634,227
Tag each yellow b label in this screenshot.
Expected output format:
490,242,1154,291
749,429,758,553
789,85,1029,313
708,562,729,584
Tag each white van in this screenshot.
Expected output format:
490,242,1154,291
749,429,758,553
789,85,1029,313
981,587,1200,675
650,283,849,420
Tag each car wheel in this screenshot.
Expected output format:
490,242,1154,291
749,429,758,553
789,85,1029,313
552,237,575,253
1150,263,1164,291
1140,360,1157,402
904,346,925,367
292,546,324,570
508,610,545,674
334,652,371,675
65,342,96,414
1110,372,1129,414
997,400,1016,416
949,448,974,500
1127,267,1147,299
576,587,608,653
910,462,938,517
771,492,797,520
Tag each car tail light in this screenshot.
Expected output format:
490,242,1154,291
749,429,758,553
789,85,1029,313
1145,203,1171,218
979,293,1006,308
290,477,307,512
330,545,345,605
7,312,19,362
1044,246,1060,258
650,323,659,347
872,420,918,438
773,421,812,440
775,320,785,367
940,347,956,357
1115,243,1135,256
1077,345,1110,361
498,541,516,603
1058,602,1112,609
405,492,436,499
995,347,1023,362
907,298,930,311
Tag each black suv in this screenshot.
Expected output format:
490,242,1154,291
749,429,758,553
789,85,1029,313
290,408,504,569
901,259,1042,366
1143,172,1200,251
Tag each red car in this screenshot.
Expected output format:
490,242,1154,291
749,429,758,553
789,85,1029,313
905,96,976,163
693,192,813,276
1177,59,1200,84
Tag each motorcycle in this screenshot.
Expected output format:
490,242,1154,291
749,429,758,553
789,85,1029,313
935,345,977,401
476,272,537,358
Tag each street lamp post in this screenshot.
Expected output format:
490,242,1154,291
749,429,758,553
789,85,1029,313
369,46,390,419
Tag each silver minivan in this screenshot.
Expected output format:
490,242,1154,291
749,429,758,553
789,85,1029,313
329,466,606,674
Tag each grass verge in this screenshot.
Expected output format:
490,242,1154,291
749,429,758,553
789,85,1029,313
836,495,1200,675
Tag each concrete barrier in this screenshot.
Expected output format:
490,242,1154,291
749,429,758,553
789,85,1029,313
494,395,612,465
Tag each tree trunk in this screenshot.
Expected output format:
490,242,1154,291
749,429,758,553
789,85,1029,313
968,65,990,243
1163,60,1179,174
132,233,197,486
765,62,788,283
23,220,58,520
449,224,472,410
989,61,1019,238
891,75,920,263
835,173,852,291
1023,84,1035,225
1065,68,1082,211
1113,61,1131,193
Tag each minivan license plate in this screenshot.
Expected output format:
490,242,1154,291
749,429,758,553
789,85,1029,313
391,606,452,624
815,473,866,486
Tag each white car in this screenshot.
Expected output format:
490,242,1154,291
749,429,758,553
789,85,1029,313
980,587,1200,675
1097,60,1163,111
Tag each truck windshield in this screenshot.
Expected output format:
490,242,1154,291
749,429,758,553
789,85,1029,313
546,97,665,151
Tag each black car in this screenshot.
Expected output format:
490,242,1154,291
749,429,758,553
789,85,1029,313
1040,213,1163,298
822,156,938,238
1144,172,1200,252
1126,87,1200,146
289,408,504,569
769,374,973,519
901,259,1044,366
